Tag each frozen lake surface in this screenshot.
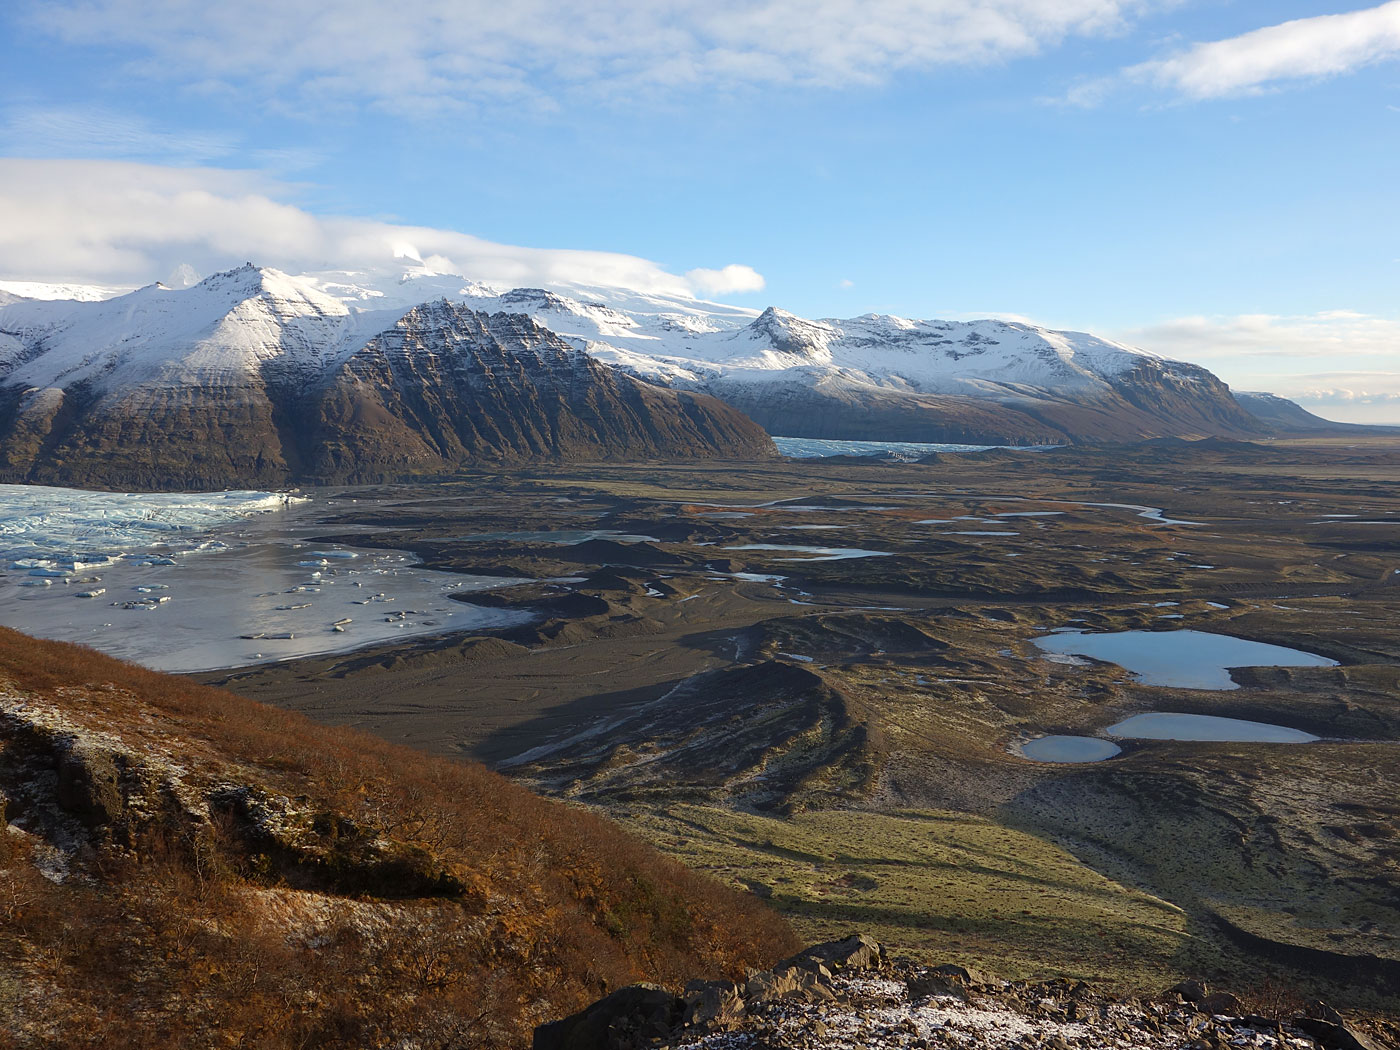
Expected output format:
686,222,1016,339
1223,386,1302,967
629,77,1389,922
1019,736,1122,763
1034,629,1338,690
0,485,532,672
1108,712,1319,743
772,437,1054,459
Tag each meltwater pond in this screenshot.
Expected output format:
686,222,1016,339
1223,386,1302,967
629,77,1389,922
1034,629,1337,690
1019,736,1122,763
1107,713,1318,743
0,485,531,673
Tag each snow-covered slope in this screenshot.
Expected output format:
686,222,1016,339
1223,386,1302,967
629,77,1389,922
0,259,1273,486
0,265,362,395
335,272,1263,444
0,266,774,489
0,280,131,303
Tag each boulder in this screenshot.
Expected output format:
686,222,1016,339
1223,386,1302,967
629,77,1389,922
55,742,126,827
907,972,970,1001
682,980,746,1031
533,984,684,1050
929,962,994,987
744,965,834,1004
779,933,887,975
1294,1016,1387,1050
1197,991,1242,1016
1168,980,1210,1005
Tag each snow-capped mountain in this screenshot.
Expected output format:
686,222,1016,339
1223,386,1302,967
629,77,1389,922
338,272,1265,445
0,266,774,489
0,259,1314,490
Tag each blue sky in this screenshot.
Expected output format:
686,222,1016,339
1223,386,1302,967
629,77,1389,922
1,1,1398,421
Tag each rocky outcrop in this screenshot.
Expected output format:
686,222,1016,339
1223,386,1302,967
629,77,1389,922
297,303,775,482
536,934,1393,1050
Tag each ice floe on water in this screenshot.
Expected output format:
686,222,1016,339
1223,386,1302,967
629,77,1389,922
0,484,532,673
0,483,301,567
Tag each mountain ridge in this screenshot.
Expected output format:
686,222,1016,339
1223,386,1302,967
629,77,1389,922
0,268,775,489
0,264,1381,489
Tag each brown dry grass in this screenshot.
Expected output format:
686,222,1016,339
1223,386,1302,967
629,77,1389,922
0,628,798,1049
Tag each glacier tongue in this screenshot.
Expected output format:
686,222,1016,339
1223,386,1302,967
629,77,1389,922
0,483,301,567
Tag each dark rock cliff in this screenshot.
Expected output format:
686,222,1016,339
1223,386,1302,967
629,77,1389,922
0,301,775,490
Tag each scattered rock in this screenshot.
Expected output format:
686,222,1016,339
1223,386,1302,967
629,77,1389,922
1295,1016,1387,1050
536,935,1370,1050
1197,991,1242,1016
779,933,887,975
533,984,684,1050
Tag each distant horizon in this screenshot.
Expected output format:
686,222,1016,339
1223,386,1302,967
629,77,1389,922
2,2,1398,424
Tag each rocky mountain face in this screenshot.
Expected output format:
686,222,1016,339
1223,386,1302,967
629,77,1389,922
381,282,1274,445
0,267,775,490
1233,391,1400,435
1,262,1366,482
0,627,794,1048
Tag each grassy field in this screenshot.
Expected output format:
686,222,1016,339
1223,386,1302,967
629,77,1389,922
618,803,1198,992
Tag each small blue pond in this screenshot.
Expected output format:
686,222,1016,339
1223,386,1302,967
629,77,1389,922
1107,712,1318,743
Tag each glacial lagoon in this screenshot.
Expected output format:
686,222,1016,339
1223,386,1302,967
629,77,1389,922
0,485,531,673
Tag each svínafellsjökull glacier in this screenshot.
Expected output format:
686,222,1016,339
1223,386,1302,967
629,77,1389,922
0,262,1306,489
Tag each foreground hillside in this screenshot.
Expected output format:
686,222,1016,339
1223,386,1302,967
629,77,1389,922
0,628,795,1049
206,442,1400,1020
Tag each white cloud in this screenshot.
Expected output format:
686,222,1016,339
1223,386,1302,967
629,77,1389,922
22,1,1159,111
1114,310,1400,423
0,158,759,297
1055,2,1400,105
684,264,766,295
1117,310,1400,361
1136,2,1400,99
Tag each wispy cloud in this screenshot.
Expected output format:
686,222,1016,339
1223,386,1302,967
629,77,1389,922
1059,2,1400,104
1131,1,1400,98
1114,311,1400,423
1117,310,1400,360
0,105,238,164
0,158,760,297
21,1,1160,113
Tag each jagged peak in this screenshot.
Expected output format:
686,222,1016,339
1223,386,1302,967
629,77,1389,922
747,306,837,359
